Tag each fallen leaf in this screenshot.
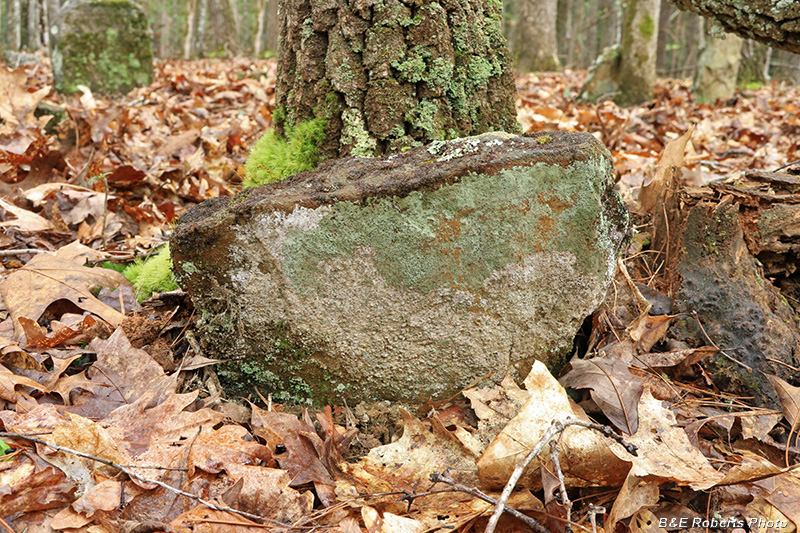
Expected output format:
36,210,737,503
609,390,725,490
0,198,51,231
478,361,630,490
560,356,645,435
0,253,130,341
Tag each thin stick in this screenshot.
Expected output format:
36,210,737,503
483,418,637,533
429,472,548,533
549,437,572,532
0,249,48,257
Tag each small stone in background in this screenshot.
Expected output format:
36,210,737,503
50,0,153,95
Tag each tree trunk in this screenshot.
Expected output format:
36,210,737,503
274,0,520,160
669,0,800,54
264,0,279,52
512,0,560,72
194,0,207,55
12,0,22,50
655,0,671,74
40,0,49,50
692,22,743,104
598,0,620,51
253,0,266,55
615,0,660,106
183,0,197,58
205,0,240,55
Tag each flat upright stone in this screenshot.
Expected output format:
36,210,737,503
171,131,630,403
50,0,153,95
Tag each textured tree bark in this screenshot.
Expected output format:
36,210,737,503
692,24,743,104
616,0,660,106
512,0,560,72
275,0,520,160
670,0,800,54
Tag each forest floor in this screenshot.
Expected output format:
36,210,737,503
1,56,799,532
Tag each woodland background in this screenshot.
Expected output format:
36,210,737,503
2,0,800,87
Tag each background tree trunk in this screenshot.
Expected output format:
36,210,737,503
205,0,240,55
669,0,800,54
615,0,660,106
597,0,619,51
512,0,560,72
183,0,197,58
263,0,279,53
253,0,266,55
655,0,671,74
26,0,41,49
692,22,743,104
275,0,519,160
194,0,207,55
11,0,22,50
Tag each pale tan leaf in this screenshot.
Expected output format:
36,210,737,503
0,253,130,341
0,198,50,231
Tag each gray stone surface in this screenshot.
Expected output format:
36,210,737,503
172,131,630,403
50,0,153,94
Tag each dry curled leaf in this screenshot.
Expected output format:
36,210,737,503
0,253,130,341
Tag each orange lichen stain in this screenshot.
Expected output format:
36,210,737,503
434,208,475,243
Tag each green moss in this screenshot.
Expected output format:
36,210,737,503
427,57,454,92
123,244,179,302
212,321,341,405
638,13,655,40
243,116,327,187
468,56,495,85
392,52,427,83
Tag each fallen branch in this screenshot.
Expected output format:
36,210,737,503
483,418,637,533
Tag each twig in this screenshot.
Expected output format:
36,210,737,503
588,504,605,533
617,256,651,316
0,517,16,533
0,432,279,525
429,472,548,533
0,248,48,257
691,311,752,371
549,438,572,533
773,159,800,172
483,418,637,533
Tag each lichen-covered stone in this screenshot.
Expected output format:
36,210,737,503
50,0,153,95
172,132,630,404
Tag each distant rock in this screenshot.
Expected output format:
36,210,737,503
50,0,153,94
171,131,630,404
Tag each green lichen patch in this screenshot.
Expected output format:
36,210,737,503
281,157,616,296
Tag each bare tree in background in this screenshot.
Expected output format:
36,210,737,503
512,0,560,72
692,21,743,104
616,0,660,105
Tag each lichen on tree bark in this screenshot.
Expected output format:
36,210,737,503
275,0,520,161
